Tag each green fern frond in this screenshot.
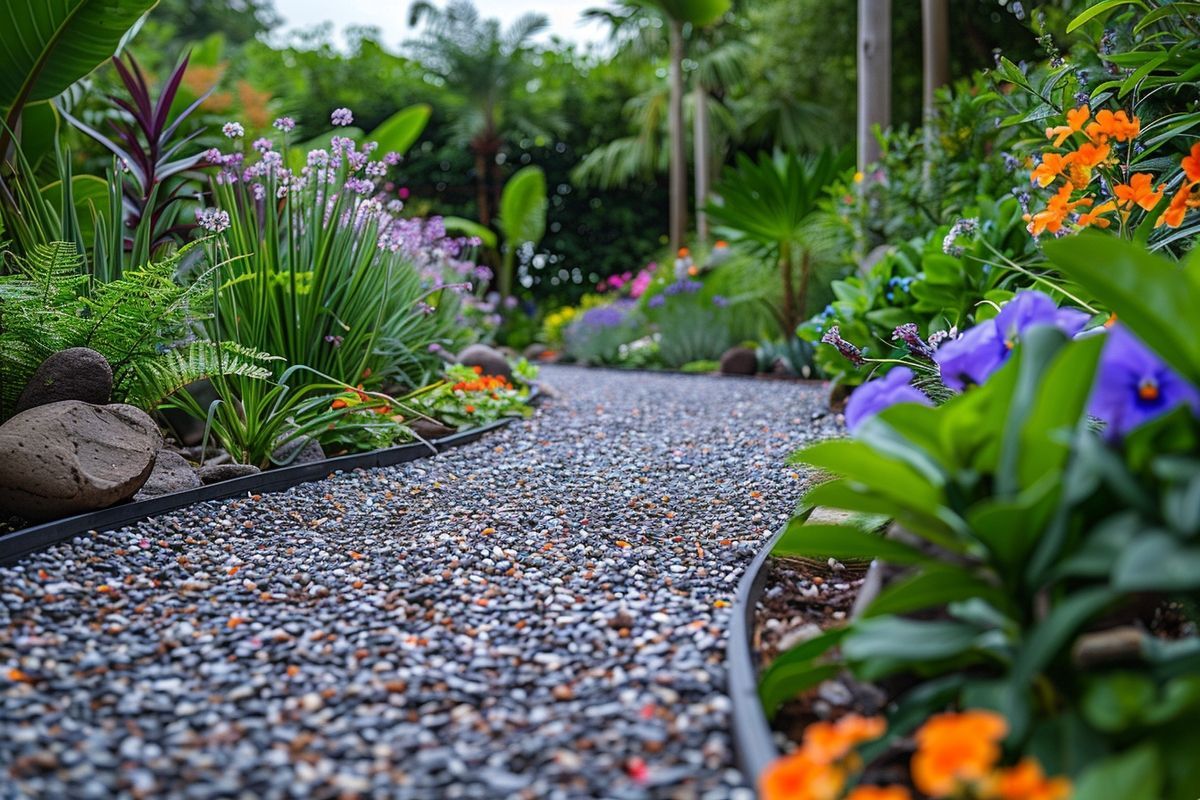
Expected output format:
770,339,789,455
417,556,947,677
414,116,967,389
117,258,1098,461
123,340,277,410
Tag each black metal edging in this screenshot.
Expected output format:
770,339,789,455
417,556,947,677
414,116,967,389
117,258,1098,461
727,523,788,784
0,417,516,566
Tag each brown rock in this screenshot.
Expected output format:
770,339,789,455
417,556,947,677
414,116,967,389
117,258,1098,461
0,401,160,521
14,348,113,414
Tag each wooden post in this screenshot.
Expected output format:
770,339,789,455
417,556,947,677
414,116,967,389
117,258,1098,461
668,16,688,252
921,0,949,182
922,0,950,118
694,82,710,243
856,0,892,171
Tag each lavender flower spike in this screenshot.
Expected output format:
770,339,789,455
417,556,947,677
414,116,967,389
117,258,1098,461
821,326,866,367
892,323,936,360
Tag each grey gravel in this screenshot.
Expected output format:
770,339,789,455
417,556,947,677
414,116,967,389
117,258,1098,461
0,366,837,799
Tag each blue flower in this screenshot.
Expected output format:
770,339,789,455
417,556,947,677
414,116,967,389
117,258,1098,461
845,367,932,431
1089,325,1200,439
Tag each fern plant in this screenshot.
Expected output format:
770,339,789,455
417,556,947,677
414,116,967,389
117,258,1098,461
0,241,273,421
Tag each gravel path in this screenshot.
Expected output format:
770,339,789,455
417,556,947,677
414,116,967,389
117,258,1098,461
1,366,837,800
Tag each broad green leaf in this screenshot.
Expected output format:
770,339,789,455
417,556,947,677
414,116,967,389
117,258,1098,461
0,0,157,108
441,216,497,250
1015,334,1104,491
758,628,848,717
1067,0,1148,33
793,439,946,516
40,174,109,247
771,521,931,565
800,479,962,544
1073,744,1162,800
1009,587,1116,689
1043,234,1200,385
498,165,547,250
1113,533,1200,591
863,565,1011,618
364,104,431,157
842,618,981,663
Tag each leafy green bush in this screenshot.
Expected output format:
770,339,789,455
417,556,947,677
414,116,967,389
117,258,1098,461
764,236,1200,800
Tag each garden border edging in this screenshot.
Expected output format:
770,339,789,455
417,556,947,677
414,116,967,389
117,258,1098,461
0,417,517,565
726,523,787,783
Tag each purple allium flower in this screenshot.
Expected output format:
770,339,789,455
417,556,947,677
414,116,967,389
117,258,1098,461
252,137,273,153
324,334,344,348
892,323,935,360
195,208,231,233
273,117,296,133
845,367,932,431
331,107,354,126
1089,325,1200,439
203,147,223,163
820,326,866,367
384,151,402,166
221,121,245,139
307,149,329,168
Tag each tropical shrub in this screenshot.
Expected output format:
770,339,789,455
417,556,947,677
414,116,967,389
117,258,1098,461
707,147,851,337
800,195,1038,387
762,236,1200,800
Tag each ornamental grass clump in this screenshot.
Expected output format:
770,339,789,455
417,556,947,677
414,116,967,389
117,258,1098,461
199,110,475,392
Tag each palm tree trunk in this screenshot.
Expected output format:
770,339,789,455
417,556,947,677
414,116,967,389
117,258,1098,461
693,81,711,243
779,240,796,336
668,17,688,252
857,0,892,171
474,147,491,227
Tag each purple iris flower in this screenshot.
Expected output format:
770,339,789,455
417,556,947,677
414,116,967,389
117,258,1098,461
845,367,932,431
1089,325,1200,439
936,291,1092,390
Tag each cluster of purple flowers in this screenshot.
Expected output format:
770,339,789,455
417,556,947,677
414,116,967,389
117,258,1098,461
579,300,635,329
841,290,1200,440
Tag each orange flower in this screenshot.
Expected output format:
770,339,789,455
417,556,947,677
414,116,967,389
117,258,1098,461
464,405,476,414
1066,142,1110,188
1077,199,1118,229
1030,152,1070,188
1113,172,1164,211
991,758,1072,800
803,715,887,765
1183,142,1200,183
1045,105,1090,147
1085,109,1140,143
1155,182,1197,228
1025,184,1092,236
760,751,846,800
678,247,690,257
911,710,1008,797
331,398,348,410
846,787,911,800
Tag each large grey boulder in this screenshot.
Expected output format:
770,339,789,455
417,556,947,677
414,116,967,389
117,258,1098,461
133,451,202,501
456,344,512,381
15,348,113,414
0,401,160,521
